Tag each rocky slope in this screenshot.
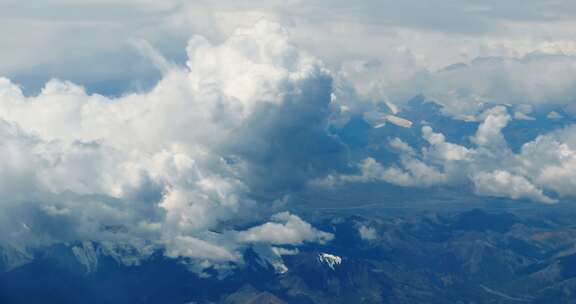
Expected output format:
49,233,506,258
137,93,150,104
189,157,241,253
3,208,576,303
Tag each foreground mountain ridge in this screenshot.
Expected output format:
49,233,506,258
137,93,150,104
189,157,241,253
2,208,576,303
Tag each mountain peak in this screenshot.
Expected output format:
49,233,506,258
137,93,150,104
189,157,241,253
317,253,342,270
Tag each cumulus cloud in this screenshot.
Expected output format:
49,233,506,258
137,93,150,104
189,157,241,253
235,212,334,245
471,106,510,148
421,54,576,118
358,225,378,241
3,0,576,271
514,126,576,198
6,0,576,101
0,21,336,267
472,170,556,204
334,52,576,121
319,106,576,204
313,155,448,189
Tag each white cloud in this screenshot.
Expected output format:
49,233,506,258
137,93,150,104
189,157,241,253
333,52,576,121
318,106,576,204
358,225,378,241
235,212,334,245
165,235,240,262
471,106,510,148
421,55,576,118
2,0,576,269
4,0,576,104
514,127,576,198
472,170,556,204
313,156,448,188
0,21,334,266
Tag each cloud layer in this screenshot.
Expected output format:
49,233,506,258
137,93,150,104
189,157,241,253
2,1,576,272
0,21,336,268
319,105,576,204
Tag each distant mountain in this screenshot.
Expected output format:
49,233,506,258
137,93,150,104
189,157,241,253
3,208,576,303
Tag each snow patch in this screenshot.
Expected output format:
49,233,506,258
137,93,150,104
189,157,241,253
272,261,288,274
318,253,342,270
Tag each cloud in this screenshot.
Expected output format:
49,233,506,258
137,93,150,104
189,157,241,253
334,52,576,121
472,170,556,204
235,212,334,245
471,106,510,148
319,106,574,204
514,126,576,198
421,54,576,118
5,0,576,101
0,21,335,267
2,1,576,271
165,235,240,262
358,225,378,241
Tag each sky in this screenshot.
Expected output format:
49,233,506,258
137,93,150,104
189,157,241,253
1,0,576,273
